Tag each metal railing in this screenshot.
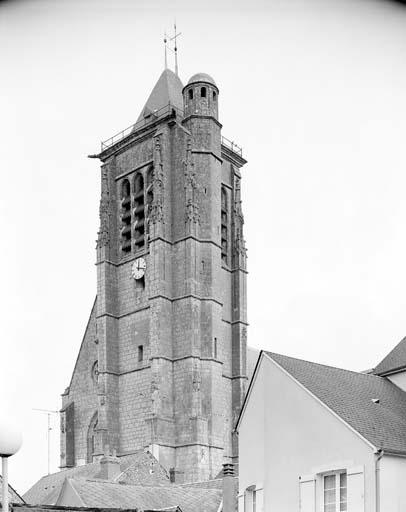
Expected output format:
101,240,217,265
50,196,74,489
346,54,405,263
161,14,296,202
101,103,183,151
100,103,243,157
221,136,243,157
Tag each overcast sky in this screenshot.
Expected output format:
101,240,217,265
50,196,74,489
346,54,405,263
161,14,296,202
1,0,406,494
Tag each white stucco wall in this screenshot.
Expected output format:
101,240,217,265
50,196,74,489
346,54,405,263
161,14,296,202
238,354,377,512
379,454,406,511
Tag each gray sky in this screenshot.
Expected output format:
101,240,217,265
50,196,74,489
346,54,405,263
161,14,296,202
1,0,406,494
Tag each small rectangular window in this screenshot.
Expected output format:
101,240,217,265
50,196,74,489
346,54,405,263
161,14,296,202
138,345,144,362
201,86,207,98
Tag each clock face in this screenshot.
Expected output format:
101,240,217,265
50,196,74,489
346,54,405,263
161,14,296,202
131,258,146,280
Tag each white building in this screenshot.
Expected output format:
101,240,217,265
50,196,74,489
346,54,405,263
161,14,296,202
236,338,406,512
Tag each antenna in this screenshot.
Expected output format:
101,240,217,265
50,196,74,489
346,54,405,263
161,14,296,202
33,408,59,475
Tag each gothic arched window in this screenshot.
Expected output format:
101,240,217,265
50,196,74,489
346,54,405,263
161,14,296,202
87,412,98,463
120,179,131,254
91,361,99,384
221,186,228,264
133,172,145,251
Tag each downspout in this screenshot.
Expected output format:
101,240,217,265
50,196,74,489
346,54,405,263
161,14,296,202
375,449,384,512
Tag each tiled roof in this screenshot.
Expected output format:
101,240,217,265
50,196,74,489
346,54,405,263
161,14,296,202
24,451,169,505
373,337,406,376
13,504,181,512
0,476,25,503
265,351,406,454
69,479,221,512
136,69,184,123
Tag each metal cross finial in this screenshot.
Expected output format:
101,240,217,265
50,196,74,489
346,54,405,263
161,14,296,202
163,32,168,69
164,23,182,76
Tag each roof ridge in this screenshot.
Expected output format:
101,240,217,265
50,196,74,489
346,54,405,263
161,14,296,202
265,350,383,379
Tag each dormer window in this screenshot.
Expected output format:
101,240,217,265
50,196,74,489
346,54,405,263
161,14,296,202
201,87,207,98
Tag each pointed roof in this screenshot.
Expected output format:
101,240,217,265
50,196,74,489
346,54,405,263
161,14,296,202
374,336,406,376
136,69,184,123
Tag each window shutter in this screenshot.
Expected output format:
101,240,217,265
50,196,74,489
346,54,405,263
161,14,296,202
255,488,264,512
347,466,364,512
238,494,244,512
65,401,75,467
299,475,315,512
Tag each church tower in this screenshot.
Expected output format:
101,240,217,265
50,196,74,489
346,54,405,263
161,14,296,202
60,68,248,483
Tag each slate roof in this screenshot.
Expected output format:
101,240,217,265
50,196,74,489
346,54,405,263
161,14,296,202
24,451,169,505
265,351,406,454
67,479,221,512
0,475,25,503
136,69,184,123
13,504,181,512
373,337,406,376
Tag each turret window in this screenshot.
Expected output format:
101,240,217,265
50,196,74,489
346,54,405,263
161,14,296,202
221,186,229,264
213,91,217,101
120,179,132,254
133,172,145,251
201,86,207,98
188,89,193,100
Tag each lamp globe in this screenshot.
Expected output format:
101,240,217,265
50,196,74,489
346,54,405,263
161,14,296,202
0,421,22,457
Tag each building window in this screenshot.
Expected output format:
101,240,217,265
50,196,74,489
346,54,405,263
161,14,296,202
201,86,207,98
120,179,132,254
221,186,228,264
87,412,98,463
213,90,217,101
188,88,193,100
138,345,144,362
213,337,218,359
323,472,347,512
133,172,145,251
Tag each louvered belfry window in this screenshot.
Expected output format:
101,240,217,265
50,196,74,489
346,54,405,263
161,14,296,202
133,172,145,251
120,179,132,254
221,186,228,264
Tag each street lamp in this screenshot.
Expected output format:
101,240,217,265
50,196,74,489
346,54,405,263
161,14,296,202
0,422,22,512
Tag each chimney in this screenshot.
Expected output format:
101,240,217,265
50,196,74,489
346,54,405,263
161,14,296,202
98,455,121,480
222,463,237,512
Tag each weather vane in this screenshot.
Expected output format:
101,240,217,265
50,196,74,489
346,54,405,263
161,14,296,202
164,22,181,76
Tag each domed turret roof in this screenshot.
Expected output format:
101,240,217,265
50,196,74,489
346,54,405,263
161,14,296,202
187,73,217,87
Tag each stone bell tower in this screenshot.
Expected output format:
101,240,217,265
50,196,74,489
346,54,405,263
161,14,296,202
60,68,248,483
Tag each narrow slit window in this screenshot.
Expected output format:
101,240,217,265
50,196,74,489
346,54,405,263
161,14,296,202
214,338,218,359
213,90,217,101
188,89,193,100
138,345,144,362
201,86,207,98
